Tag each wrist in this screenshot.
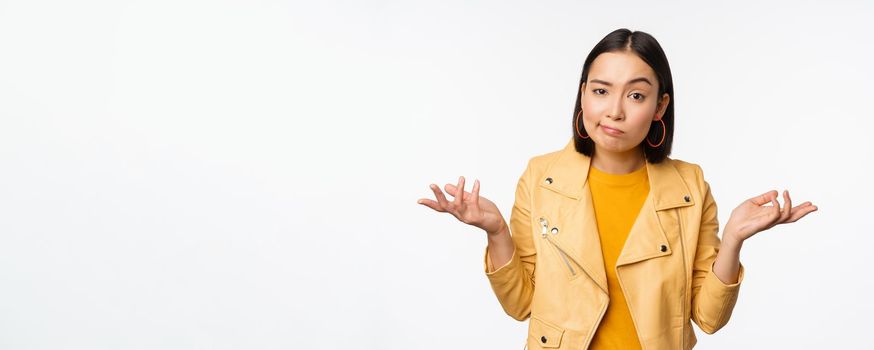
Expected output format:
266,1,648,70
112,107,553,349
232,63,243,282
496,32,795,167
486,219,509,238
721,231,744,250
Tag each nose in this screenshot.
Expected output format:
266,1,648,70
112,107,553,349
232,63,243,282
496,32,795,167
608,94,624,120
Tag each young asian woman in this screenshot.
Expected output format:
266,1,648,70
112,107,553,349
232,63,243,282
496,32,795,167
417,28,818,349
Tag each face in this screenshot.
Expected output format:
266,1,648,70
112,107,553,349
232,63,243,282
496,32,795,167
580,51,670,155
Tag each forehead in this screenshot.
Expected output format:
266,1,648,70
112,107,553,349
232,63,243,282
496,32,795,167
588,51,656,84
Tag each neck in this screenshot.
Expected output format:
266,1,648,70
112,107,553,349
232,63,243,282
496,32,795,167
591,146,645,174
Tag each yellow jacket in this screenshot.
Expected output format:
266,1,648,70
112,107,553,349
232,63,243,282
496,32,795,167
484,138,745,349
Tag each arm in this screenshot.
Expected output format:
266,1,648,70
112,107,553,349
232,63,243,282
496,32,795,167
483,160,536,321
713,235,743,284
689,165,745,334
690,163,820,333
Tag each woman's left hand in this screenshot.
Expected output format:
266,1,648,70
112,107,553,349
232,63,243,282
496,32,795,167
724,189,818,243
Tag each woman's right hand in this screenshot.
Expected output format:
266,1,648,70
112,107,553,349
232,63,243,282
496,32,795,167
417,176,507,236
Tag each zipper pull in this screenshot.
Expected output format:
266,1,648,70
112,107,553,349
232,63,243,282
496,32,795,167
539,217,548,237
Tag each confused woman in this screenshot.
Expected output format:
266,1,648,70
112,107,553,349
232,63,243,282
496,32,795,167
417,28,817,349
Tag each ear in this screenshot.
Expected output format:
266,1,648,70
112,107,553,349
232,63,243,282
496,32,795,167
654,93,670,121
579,82,587,106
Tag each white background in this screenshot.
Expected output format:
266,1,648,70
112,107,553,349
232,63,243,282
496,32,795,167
1,0,872,349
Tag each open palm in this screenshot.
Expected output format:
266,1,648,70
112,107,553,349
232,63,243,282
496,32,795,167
724,189,818,242
417,176,506,235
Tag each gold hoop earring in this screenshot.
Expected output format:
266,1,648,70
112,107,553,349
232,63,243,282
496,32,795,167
646,118,666,148
574,110,589,139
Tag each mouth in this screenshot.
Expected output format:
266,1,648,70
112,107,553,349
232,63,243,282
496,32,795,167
599,124,624,135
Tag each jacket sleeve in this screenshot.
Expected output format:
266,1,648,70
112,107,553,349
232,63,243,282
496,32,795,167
690,164,745,334
482,159,536,321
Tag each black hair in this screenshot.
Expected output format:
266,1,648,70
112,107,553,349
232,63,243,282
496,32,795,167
572,28,674,164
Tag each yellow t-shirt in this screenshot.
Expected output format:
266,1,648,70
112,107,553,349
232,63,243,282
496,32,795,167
587,163,649,349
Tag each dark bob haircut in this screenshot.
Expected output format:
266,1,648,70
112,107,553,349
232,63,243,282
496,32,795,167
572,28,675,164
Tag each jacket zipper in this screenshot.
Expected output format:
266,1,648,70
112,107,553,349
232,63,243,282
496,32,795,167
677,209,688,350
545,235,576,276
539,217,576,276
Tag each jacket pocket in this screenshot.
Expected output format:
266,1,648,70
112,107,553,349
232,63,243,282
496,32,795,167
528,316,565,348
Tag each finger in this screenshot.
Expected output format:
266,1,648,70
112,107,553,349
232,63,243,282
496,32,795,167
786,202,818,223
790,201,814,211
430,184,451,209
749,190,778,206
444,183,458,197
453,176,466,207
471,179,481,207
416,198,445,212
779,190,792,223
770,196,782,222
445,183,476,197
786,201,813,217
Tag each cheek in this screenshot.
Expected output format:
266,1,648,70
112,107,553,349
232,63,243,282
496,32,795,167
580,102,603,124
627,112,657,136
581,109,599,128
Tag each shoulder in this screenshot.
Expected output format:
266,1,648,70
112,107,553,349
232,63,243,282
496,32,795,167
516,145,568,184
666,157,704,178
666,157,712,195
526,148,564,171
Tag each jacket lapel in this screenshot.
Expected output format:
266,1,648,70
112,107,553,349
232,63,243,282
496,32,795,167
615,160,693,267
536,138,696,293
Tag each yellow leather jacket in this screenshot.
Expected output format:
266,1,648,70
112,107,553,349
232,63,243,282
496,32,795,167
484,138,745,349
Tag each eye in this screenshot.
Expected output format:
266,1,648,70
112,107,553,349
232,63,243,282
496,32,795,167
629,92,645,101
592,88,607,95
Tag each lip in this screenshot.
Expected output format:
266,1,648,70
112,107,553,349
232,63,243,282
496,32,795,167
600,124,624,135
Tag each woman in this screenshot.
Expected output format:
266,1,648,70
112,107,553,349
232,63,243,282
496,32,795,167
417,28,817,349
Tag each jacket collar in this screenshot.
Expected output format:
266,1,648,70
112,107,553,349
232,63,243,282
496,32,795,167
538,138,694,211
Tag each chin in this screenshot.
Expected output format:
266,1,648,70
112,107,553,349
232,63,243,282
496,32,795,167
593,139,641,154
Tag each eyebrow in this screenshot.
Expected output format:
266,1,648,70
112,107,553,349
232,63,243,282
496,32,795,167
589,77,652,87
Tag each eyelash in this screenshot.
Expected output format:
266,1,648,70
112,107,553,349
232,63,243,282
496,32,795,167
592,89,646,101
